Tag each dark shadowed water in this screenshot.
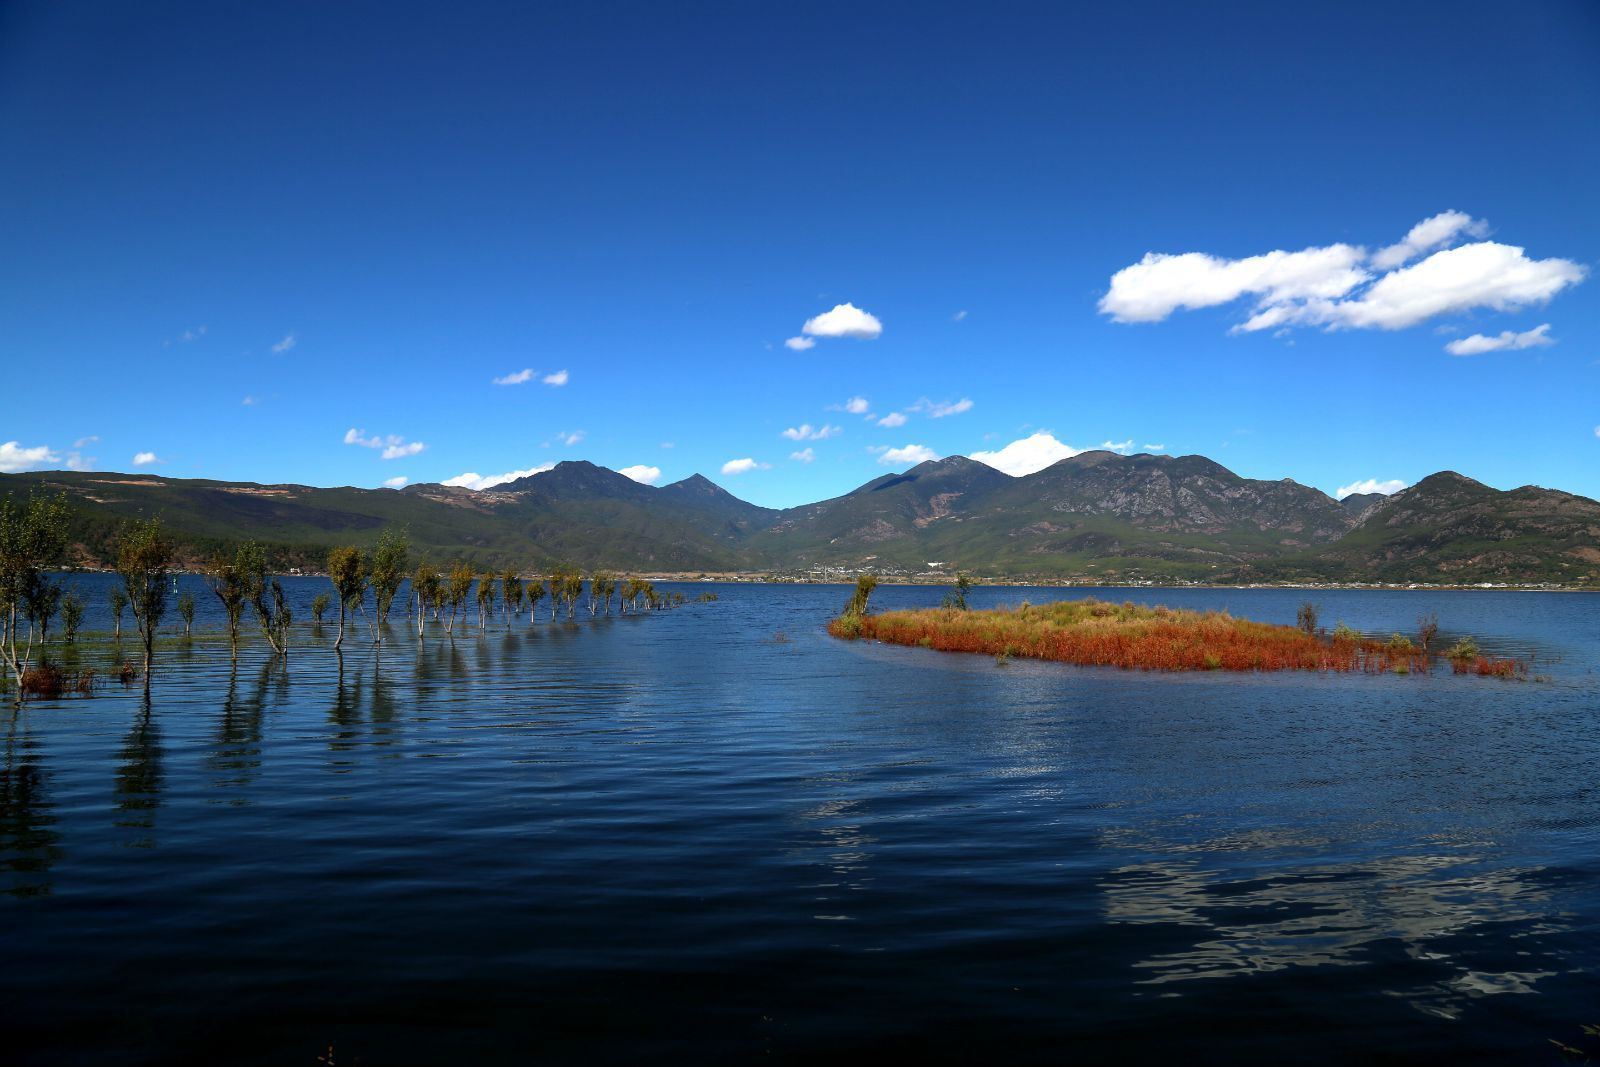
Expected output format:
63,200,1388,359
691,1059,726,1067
4,577,1599,1064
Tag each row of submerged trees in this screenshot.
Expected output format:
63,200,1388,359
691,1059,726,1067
1,489,695,700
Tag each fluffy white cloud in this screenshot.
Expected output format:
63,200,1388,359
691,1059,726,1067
781,423,839,441
801,302,883,340
1102,213,1585,339
132,451,160,466
924,398,973,418
73,435,98,448
443,463,555,491
619,464,661,485
1101,244,1369,323
877,412,907,428
1100,439,1135,453
345,428,425,460
879,443,938,466
1444,322,1554,356
1143,443,1166,452
271,333,296,354
784,336,816,351
0,441,61,473
1371,210,1488,271
1335,478,1408,500
493,368,534,385
832,396,870,415
382,476,408,489
969,432,1084,477
790,447,815,464
558,430,584,446
721,457,770,475
543,369,569,386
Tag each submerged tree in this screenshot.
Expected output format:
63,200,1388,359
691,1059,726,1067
23,572,63,642
109,586,128,640
1296,601,1319,635
205,550,249,661
177,590,195,635
446,562,474,635
369,527,410,634
501,569,522,627
526,578,547,623
412,562,442,640
475,573,497,630
310,593,329,627
0,490,70,696
61,590,84,643
116,518,173,685
843,575,879,618
326,545,368,652
237,540,290,660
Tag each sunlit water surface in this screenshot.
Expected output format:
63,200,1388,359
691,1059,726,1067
4,578,1599,1064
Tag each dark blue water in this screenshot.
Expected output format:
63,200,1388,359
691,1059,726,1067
4,577,1599,1064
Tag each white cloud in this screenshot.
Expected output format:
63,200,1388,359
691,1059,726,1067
781,423,840,441
1100,439,1135,454
952,310,968,322
926,398,973,418
0,441,61,473
543,369,569,386
877,412,907,428
619,464,662,485
345,428,425,460
558,430,584,447
830,396,871,415
177,325,207,343
271,333,296,354
660,441,675,449
383,476,408,489
784,336,816,351
242,395,258,406
879,443,938,467
1143,443,1166,452
1102,213,1585,338
1335,478,1408,500
443,463,555,491
790,447,815,464
65,451,93,471
1444,322,1554,356
1371,210,1488,271
73,435,99,448
720,457,770,476
493,368,534,385
969,432,1085,477
801,302,883,340
132,451,160,466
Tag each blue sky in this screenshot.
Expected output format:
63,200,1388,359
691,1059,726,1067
2,0,1596,508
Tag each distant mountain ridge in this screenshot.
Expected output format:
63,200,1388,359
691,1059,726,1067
4,453,1597,585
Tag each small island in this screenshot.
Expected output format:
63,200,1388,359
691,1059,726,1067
829,592,1524,676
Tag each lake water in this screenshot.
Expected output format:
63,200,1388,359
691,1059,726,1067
4,577,1599,1064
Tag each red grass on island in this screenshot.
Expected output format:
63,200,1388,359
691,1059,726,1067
828,597,1528,676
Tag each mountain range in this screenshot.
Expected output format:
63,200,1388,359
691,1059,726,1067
4,451,1597,585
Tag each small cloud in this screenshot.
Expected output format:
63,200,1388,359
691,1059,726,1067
784,336,816,351
271,332,296,354
828,396,871,416
1100,439,1135,454
65,451,94,471
879,443,938,466
1143,443,1166,452
132,451,160,466
73,435,99,448
619,464,662,485
1445,323,1554,356
912,397,974,418
0,441,62,473
660,442,675,449
345,428,425,460
493,368,535,385
721,457,771,476
952,310,968,322
443,463,555,491
801,302,883,340
1371,210,1489,271
242,395,258,406
382,476,408,489
1335,477,1409,500
780,423,840,441
558,430,584,447
790,447,815,464
970,432,1085,477
877,412,907,428
178,325,207,343
543,369,569,386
